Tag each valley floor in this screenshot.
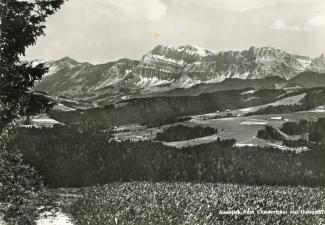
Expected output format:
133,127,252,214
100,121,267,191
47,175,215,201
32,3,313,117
112,109,325,151
37,182,325,225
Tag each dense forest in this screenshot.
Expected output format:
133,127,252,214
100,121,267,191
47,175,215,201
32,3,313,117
257,126,284,141
257,118,325,148
155,125,218,142
49,87,325,129
247,87,325,116
247,104,307,116
13,124,325,188
288,71,325,88
50,88,285,127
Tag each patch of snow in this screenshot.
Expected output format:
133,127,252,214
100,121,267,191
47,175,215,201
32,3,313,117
190,46,210,56
56,98,79,104
268,143,308,152
44,65,59,77
236,140,309,152
143,54,186,66
177,45,214,57
241,89,256,95
238,107,256,112
297,58,312,69
31,118,61,124
235,143,255,147
136,76,174,88
309,105,325,112
237,93,306,114
270,116,284,120
203,72,234,84
121,95,132,100
30,59,47,67
36,211,73,225
70,70,83,79
92,77,123,91
233,72,250,79
204,76,226,83
29,60,58,78
309,109,325,113
195,47,208,56
162,134,220,148
162,45,215,57
53,103,76,112
244,96,259,102
240,121,267,125
125,69,132,75
93,67,133,90
270,93,306,106
174,76,201,88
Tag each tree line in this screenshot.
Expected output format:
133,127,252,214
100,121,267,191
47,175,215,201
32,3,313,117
247,87,325,116
50,88,285,127
257,118,325,148
13,124,325,188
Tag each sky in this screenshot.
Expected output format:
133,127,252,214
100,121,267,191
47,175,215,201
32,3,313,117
24,0,325,64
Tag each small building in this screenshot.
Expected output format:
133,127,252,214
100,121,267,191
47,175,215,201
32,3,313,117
270,116,284,121
31,118,62,128
29,118,62,128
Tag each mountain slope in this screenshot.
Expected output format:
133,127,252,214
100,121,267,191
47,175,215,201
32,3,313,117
134,46,313,86
34,58,140,96
308,54,325,73
32,45,325,105
146,76,287,97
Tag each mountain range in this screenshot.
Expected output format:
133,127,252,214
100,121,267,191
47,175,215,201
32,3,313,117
32,45,325,105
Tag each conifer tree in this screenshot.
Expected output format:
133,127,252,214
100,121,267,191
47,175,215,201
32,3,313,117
0,1,65,223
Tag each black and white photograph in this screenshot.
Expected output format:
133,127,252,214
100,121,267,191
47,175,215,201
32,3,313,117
1,0,325,224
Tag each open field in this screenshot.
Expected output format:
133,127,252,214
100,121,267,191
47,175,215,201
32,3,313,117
109,91,321,150
184,111,325,149
111,109,325,150
40,182,325,225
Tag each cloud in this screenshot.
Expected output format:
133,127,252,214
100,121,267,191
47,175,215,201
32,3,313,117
270,19,310,31
271,15,325,31
270,19,286,30
92,0,167,21
173,0,325,12
308,16,325,27
173,0,271,12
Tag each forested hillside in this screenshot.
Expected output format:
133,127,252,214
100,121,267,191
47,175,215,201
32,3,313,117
14,125,325,187
257,118,325,149
247,87,325,116
50,88,285,126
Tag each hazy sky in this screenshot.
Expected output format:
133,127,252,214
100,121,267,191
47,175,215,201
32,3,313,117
25,0,325,64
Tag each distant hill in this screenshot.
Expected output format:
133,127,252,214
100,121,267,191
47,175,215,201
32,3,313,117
147,76,287,97
50,88,286,127
288,71,325,88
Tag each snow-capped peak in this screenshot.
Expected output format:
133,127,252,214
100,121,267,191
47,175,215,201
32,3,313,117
177,45,214,57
